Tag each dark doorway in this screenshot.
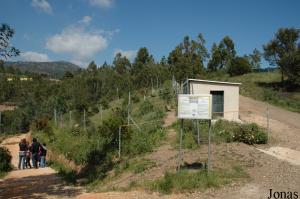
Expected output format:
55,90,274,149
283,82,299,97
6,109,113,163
210,91,224,118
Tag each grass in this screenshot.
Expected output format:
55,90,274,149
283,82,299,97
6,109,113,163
228,71,300,113
147,165,248,194
0,171,8,179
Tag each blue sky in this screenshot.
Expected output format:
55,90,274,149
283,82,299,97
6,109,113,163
1,0,299,67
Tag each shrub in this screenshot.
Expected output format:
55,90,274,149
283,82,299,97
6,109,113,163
233,123,268,145
227,56,252,76
131,95,140,103
139,100,154,115
100,98,109,110
0,146,12,172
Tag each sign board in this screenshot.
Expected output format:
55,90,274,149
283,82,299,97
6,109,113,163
178,94,212,119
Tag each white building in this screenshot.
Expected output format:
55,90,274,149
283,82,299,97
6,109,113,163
183,79,241,121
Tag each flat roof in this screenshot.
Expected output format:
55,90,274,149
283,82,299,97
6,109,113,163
185,78,241,86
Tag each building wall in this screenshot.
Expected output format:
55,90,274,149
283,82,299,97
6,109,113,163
189,82,240,121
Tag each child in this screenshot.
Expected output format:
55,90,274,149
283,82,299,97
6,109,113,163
25,149,32,169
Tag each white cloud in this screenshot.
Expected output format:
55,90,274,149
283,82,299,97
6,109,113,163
89,0,113,7
79,16,92,25
46,26,108,67
114,49,137,60
21,51,51,62
31,0,53,14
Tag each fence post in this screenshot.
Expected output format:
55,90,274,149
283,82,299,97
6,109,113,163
177,119,183,171
118,126,121,158
69,110,72,127
60,112,63,128
83,109,86,131
127,92,131,126
54,109,57,126
197,120,200,145
117,87,119,100
151,79,154,95
207,120,212,173
267,104,270,141
99,105,103,123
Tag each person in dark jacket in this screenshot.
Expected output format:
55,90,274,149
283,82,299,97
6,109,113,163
40,143,47,168
30,138,41,169
18,139,27,169
25,141,32,169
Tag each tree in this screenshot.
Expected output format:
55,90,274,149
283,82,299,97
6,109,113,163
278,48,300,85
87,61,97,72
0,24,20,60
249,48,261,70
219,36,236,69
63,71,74,79
113,52,131,74
263,28,300,83
0,60,4,73
168,34,209,85
207,43,222,71
227,56,252,76
207,36,236,71
131,47,152,87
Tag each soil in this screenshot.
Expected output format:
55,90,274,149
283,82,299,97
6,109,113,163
0,104,16,112
0,96,299,198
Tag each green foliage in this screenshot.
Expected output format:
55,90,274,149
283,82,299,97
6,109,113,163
228,71,300,113
1,109,30,134
214,120,268,145
227,56,252,76
159,80,174,103
263,27,300,84
149,166,247,194
139,100,154,115
0,146,12,172
174,119,267,147
249,48,261,70
207,36,236,71
0,23,20,60
233,123,268,144
168,34,209,84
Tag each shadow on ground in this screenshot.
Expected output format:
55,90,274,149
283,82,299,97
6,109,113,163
0,173,82,199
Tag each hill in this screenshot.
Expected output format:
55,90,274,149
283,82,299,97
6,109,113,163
4,61,81,78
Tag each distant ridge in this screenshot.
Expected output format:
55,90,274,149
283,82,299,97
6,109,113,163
4,61,81,78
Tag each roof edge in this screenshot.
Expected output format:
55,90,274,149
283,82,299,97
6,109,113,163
187,78,242,85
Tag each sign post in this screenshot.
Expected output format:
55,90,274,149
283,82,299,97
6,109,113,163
177,94,212,172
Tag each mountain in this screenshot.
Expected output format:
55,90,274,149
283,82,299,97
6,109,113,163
4,61,81,78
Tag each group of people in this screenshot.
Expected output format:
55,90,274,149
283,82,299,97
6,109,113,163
18,138,47,169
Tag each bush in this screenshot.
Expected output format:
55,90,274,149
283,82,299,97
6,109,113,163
139,100,154,115
233,123,268,144
228,56,252,76
0,146,12,172
131,95,140,103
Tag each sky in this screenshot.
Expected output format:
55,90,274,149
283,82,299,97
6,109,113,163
1,0,300,68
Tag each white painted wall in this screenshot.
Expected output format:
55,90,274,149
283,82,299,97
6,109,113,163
189,82,240,121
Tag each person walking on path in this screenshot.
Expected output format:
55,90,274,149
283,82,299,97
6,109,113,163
40,143,47,168
30,138,41,169
25,147,32,169
18,138,27,169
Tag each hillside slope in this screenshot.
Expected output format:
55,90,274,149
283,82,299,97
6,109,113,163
4,61,81,78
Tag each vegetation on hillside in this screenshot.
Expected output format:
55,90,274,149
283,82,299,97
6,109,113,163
0,146,12,178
